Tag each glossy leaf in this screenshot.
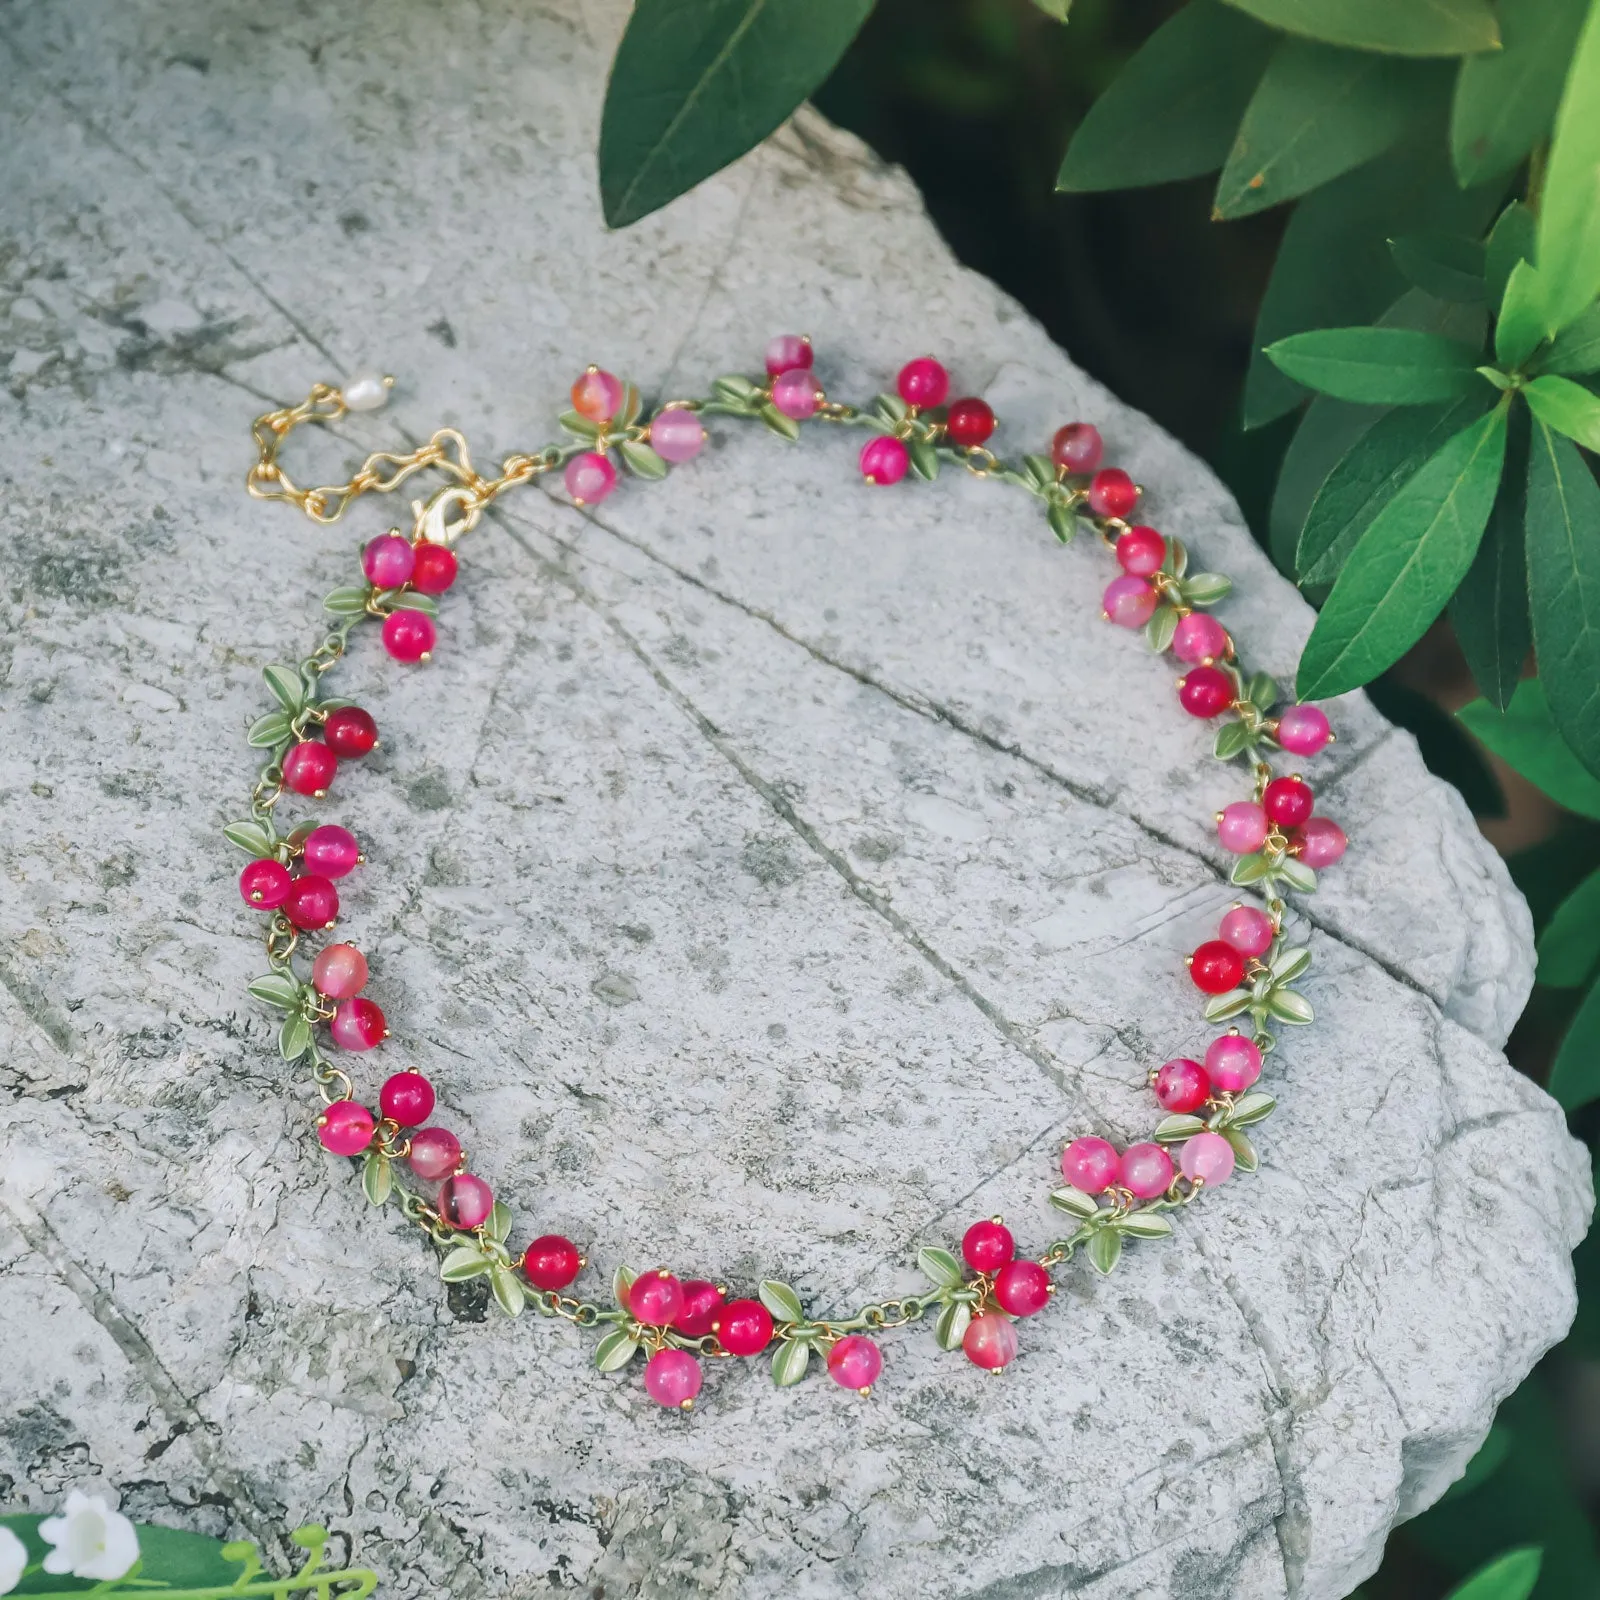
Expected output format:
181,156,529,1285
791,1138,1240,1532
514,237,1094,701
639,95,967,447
935,1300,972,1351
1229,1089,1278,1126
1265,327,1484,403
771,1338,811,1386
1527,419,1600,778
759,1278,805,1323
1485,200,1536,308
1155,1114,1208,1143
1297,403,1508,699
1536,866,1600,985
491,1265,525,1317
263,663,305,713
1536,0,1600,331
598,0,876,228
1271,395,1387,568
1442,1547,1543,1600
908,436,939,481
1457,680,1600,816
1215,721,1254,759
1525,373,1600,449
1056,2,1275,191
1277,855,1318,892
223,818,276,857
1389,232,1487,303
1217,0,1498,54
619,440,668,480
1115,1211,1173,1239
278,1011,311,1062
247,710,292,748
1049,1185,1101,1219
323,586,370,615
1495,260,1552,368
487,1201,513,1243
1267,988,1315,1023
362,1150,392,1207
440,1246,493,1282
1203,986,1256,1020
1087,1227,1122,1276
1451,0,1589,185
916,1246,963,1288
594,1328,640,1372
1223,1126,1260,1170
248,973,302,1010
612,1263,636,1304
1147,605,1181,654
1543,301,1600,373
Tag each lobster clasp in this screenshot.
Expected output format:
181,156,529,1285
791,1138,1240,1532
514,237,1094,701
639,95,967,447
412,483,481,547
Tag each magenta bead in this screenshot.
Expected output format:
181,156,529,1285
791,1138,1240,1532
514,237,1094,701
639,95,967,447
330,996,386,1051
764,334,813,376
860,435,909,485
1103,574,1158,629
1051,423,1103,474
1116,525,1166,577
571,368,624,423
1180,1130,1236,1186
282,740,337,797
962,1219,1016,1272
303,824,360,878
438,1172,494,1230
318,1099,375,1156
1297,815,1348,869
1061,1135,1119,1194
380,1070,435,1127
282,874,339,931
362,534,416,590
1277,703,1332,757
963,1312,1019,1370
1154,1057,1209,1114
643,1347,703,1409
1205,1032,1262,1094
1217,801,1269,855
1120,1142,1174,1199
897,357,950,409
564,451,618,506
1179,666,1235,719
312,942,367,999
650,407,705,463
382,609,435,663
993,1259,1051,1317
239,857,292,908
1087,468,1138,520
827,1334,883,1392
1172,612,1229,666
1219,905,1274,957
771,367,820,420
408,1126,462,1182
629,1270,686,1326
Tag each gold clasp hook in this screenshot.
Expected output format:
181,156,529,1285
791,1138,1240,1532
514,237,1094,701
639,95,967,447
412,483,482,547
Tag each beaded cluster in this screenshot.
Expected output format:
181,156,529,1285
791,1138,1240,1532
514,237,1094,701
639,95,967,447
233,337,1347,1410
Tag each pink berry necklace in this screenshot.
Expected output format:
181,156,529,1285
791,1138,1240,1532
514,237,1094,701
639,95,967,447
234,339,1346,1410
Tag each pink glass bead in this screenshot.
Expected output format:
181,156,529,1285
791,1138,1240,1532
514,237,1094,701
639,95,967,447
1204,1032,1262,1094
317,1099,375,1156
571,367,624,423
408,1126,462,1182
674,1280,726,1338
650,407,705,463
1088,468,1138,520
860,435,909,485
1297,815,1348,869
1154,1057,1209,1114
380,1070,435,1127
1217,801,1269,855
643,1347,702,1409
1061,1135,1119,1194
629,1270,686,1326
1103,574,1158,629
382,609,435,663
1277,703,1333,757
993,1259,1051,1317
1116,525,1166,577
564,451,618,506
282,874,339,931
962,1219,1015,1273
239,857,291,909
1050,422,1103,474
282,740,337,797
765,334,813,376
438,1172,494,1230
897,357,950,409
1120,1142,1174,1199
330,996,386,1051
1180,1130,1236,1186
771,367,820,420
312,942,367,999
963,1312,1019,1371
1219,905,1275,957
1172,612,1229,666
362,533,416,590
827,1334,883,1393
303,824,360,878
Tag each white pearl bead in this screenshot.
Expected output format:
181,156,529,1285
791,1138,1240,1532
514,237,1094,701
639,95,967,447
342,372,390,412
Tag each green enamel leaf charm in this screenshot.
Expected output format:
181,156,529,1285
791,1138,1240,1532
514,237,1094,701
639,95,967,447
770,1338,811,1387
916,1247,964,1288
759,1279,805,1323
595,1328,640,1372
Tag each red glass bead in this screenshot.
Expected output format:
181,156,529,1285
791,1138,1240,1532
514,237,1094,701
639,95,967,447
1178,666,1234,719
409,541,458,595
961,1219,1015,1273
945,397,995,448
312,942,367,998
993,1259,1051,1317
1050,422,1102,474
860,435,909,485
1154,1057,1209,1114
1120,1142,1174,1199
523,1234,583,1291
317,1099,375,1156
282,740,337,797
239,857,291,908
714,1299,774,1357
408,1126,462,1182
383,609,435,663
1263,775,1314,828
1087,468,1138,520
826,1333,882,1392
438,1172,494,1230
963,1311,1019,1370
1190,939,1246,995
363,534,415,590
897,357,950,409
303,823,360,878
380,1070,434,1126
643,1347,702,1409
674,1280,726,1338
765,334,813,376
1115,525,1166,577
282,874,339,931
628,1269,685,1326
330,996,386,1051
1296,815,1348,868
322,706,378,758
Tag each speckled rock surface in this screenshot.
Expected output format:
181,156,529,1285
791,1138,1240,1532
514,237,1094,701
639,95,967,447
0,2,1588,1598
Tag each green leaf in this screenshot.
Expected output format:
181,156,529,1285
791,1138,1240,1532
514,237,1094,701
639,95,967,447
618,383,644,428
908,436,939,481
1495,259,1553,368
224,818,277,857
1457,681,1600,816
1536,0,1600,330
1228,1089,1278,1126
1248,671,1280,708
1265,327,1485,403
1203,988,1256,1021
1215,721,1254,760
263,663,305,713
386,592,437,618
1527,419,1600,777
712,374,761,407
0,1516,244,1590
595,1328,640,1371
1022,454,1055,491
248,972,303,1010
1525,374,1600,448
1389,232,1486,303
598,0,875,228
1216,0,1500,54
490,1265,526,1317
935,1301,972,1351
247,709,292,748
1297,395,1488,585
1276,855,1319,893
620,439,669,480
1116,1211,1174,1239
1087,1227,1123,1275
560,409,601,440
612,1263,636,1305
916,1246,964,1288
1032,0,1071,16
1155,1114,1208,1143
1297,402,1508,699
1271,395,1388,568
771,1337,812,1387
1046,501,1077,543
1271,945,1313,982
1486,200,1537,309
323,585,371,615
487,1201,513,1243
1536,867,1600,985
759,1278,805,1323
1449,404,1531,709
1231,854,1274,885
1442,1547,1543,1600
1049,1185,1102,1219
440,1246,493,1282
1267,988,1315,1024
362,1150,392,1206
1181,572,1234,606
278,1011,311,1061
1147,606,1181,654
1214,39,1421,220
1222,1126,1260,1171
1056,2,1274,192
759,402,801,441
1543,300,1600,374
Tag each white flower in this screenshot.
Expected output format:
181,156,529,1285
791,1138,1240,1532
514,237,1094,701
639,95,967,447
0,1525,27,1595
38,1491,139,1581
